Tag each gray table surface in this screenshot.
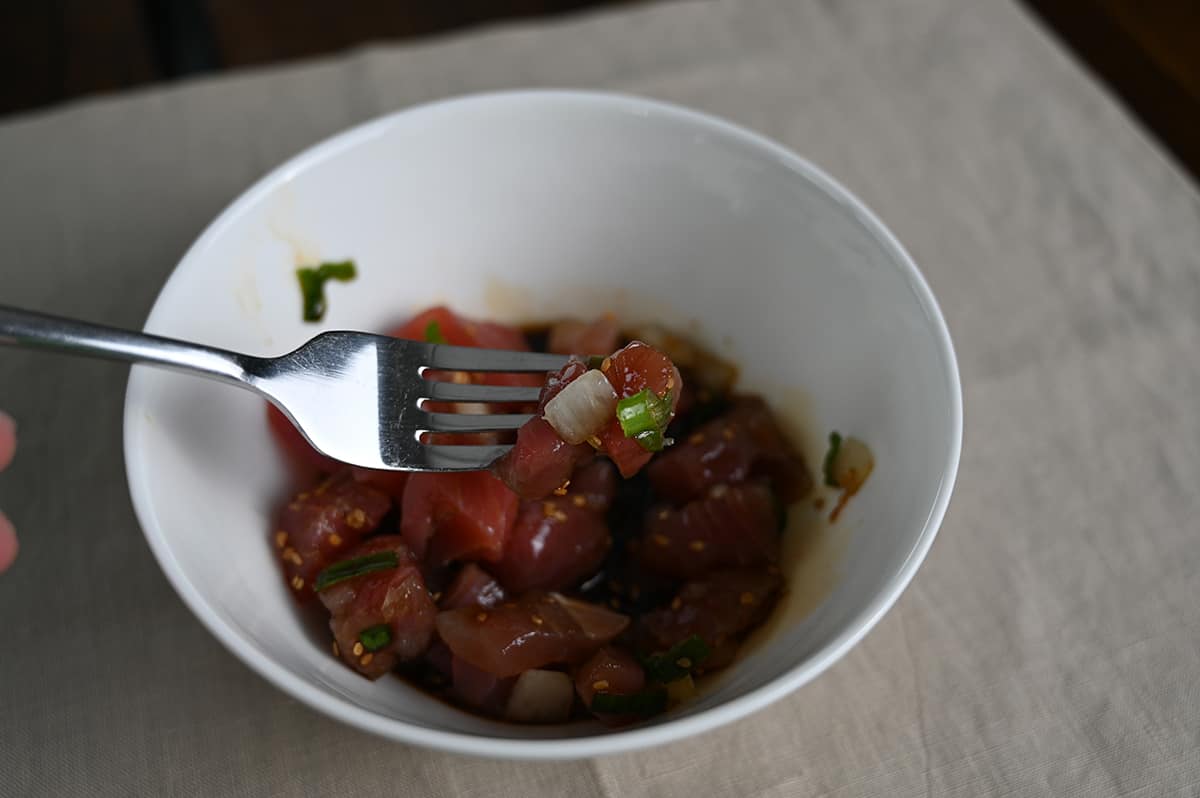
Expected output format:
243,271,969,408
2,0,1199,795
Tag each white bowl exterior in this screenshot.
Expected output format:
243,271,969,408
124,92,961,758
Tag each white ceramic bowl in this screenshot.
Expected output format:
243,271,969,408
124,91,961,759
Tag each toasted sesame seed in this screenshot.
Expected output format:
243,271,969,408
543,501,557,518
722,427,735,441
671,597,683,611
291,576,304,590
345,508,367,529
676,657,692,669
740,591,756,605
553,481,570,496
359,653,374,667
274,531,289,548
688,540,706,552
332,640,340,658
352,642,364,657
431,591,442,602
600,357,611,372
666,376,675,391
572,494,588,508
653,534,670,547
531,615,544,626
553,510,569,522
476,612,488,622
592,680,610,691
329,533,343,547
452,371,470,384
709,483,729,498
282,547,303,566
657,509,671,520
688,432,705,445
587,435,603,449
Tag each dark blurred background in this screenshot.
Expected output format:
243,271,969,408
1,0,1197,178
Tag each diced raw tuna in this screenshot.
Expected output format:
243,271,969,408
548,317,620,357
318,536,438,679
638,482,780,580
440,563,508,610
400,471,519,565
437,592,628,677
275,472,392,600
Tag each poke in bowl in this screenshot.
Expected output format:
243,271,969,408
123,90,961,758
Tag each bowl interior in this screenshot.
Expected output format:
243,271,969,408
124,92,959,757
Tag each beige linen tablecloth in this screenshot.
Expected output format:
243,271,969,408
2,0,1198,795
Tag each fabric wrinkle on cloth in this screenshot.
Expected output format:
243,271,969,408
0,0,1198,795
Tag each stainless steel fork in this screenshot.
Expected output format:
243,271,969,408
0,306,569,471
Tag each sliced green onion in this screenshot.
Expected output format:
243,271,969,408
615,389,673,451
641,635,711,683
590,687,668,716
634,428,665,453
314,550,398,592
358,624,392,652
296,259,358,322
822,431,843,487
424,320,448,345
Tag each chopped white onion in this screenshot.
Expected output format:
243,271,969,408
504,669,575,724
832,437,874,493
542,369,618,445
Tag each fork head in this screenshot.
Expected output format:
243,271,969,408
251,331,568,471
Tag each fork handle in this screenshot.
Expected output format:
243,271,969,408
0,305,259,387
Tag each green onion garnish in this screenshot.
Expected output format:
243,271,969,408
424,320,448,345
641,635,711,683
358,624,392,652
313,550,399,592
822,431,843,488
590,687,668,716
296,260,358,322
616,389,673,452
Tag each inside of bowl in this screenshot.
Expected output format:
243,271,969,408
125,93,957,744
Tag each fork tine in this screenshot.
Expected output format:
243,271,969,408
416,444,511,471
421,381,543,403
423,344,571,373
423,412,533,433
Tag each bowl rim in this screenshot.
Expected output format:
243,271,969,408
123,89,963,760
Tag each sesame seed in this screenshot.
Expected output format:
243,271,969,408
740,591,756,605
553,481,570,496
688,540,706,552
722,427,735,441
600,357,611,372
531,615,544,626
592,680,610,691
671,597,683,610
657,509,670,520
332,641,340,658
572,495,587,508
291,576,304,590
476,612,488,622
709,483,729,498
587,435,603,449
345,508,367,529
666,376,675,391
329,533,343,547
688,432,705,445
352,642,364,657
431,591,442,602
359,653,374,667
676,657,692,669
543,501,557,518
553,510,569,522
653,534,670,547
274,531,288,548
